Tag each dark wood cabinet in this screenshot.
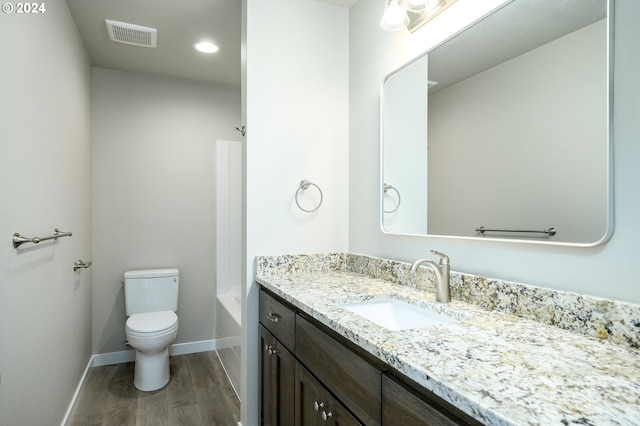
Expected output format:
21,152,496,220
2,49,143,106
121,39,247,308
296,364,362,426
296,316,381,426
382,374,482,426
260,324,296,426
259,287,483,426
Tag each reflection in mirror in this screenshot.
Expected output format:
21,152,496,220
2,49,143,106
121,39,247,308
381,0,612,246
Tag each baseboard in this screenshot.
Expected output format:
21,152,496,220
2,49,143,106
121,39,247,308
169,339,217,356
91,349,136,367
61,339,220,425
90,339,219,367
60,356,93,426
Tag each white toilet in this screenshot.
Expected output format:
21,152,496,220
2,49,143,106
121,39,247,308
124,268,179,391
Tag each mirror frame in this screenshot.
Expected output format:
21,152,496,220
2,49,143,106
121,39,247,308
380,0,614,247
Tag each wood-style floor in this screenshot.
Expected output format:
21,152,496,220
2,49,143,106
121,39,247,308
70,351,240,426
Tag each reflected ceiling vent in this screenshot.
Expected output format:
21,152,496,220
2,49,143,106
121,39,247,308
105,19,157,48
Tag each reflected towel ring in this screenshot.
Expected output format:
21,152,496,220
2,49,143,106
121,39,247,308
295,179,323,213
383,183,401,213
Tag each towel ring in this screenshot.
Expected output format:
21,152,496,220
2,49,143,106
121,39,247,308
383,183,401,213
295,180,323,213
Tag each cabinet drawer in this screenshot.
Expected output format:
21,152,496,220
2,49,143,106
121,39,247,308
382,374,481,426
296,315,381,426
260,289,296,351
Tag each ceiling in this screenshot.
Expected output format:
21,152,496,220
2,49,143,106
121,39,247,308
65,0,358,88
66,0,242,87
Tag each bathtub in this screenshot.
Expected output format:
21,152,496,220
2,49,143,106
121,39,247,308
216,293,241,398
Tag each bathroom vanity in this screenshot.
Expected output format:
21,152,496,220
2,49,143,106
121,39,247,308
259,288,479,425
256,253,640,426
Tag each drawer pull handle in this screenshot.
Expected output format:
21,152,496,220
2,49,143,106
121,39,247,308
321,410,333,421
266,312,281,323
314,401,325,411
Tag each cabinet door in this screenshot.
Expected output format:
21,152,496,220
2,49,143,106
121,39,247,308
260,325,296,426
326,396,362,426
296,316,381,426
296,363,324,426
296,364,363,426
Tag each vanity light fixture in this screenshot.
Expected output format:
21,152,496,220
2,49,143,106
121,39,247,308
380,0,458,32
379,0,409,30
194,41,219,53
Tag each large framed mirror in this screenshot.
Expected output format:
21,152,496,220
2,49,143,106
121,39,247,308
381,0,613,246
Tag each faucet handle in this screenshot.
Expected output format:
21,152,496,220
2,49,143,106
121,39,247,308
430,250,449,265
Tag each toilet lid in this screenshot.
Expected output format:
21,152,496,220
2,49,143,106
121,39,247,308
126,311,177,333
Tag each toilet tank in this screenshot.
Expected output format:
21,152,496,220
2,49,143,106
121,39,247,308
124,268,179,316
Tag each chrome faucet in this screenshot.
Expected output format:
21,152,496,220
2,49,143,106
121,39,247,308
410,250,451,303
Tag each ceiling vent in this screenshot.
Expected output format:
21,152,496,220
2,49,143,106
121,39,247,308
105,19,157,48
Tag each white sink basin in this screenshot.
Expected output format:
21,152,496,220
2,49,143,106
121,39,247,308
341,298,458,331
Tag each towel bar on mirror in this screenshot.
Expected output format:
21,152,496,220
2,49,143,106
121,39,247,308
476,226,556,236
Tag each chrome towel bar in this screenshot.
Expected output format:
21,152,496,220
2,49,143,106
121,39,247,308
476,226,556,236
13,228,73,248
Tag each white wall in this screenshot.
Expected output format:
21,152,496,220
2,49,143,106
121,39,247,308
0,3,93,425
92,68,240,354
243,0,350,423
350,0,640,304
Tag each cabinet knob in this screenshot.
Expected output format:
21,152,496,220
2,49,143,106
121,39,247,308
321,410,333,421
265,345,277,356
314,401,325,411
266,312,280,323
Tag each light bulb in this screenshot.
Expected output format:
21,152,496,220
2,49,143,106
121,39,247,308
380,0,409,31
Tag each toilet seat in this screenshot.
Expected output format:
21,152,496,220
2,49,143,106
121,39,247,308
126,311,178,337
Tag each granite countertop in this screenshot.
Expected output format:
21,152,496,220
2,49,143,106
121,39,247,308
256,268,640,426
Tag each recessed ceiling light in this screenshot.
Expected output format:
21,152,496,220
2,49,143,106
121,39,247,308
194,41,219,53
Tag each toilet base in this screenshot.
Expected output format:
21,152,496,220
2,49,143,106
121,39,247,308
134,347,170,391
